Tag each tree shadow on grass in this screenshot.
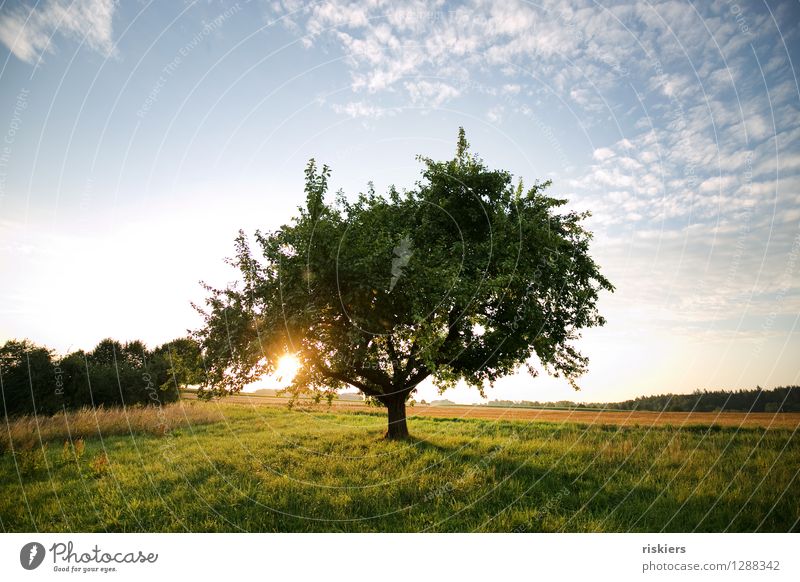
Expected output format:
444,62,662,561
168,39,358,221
9,421,796,533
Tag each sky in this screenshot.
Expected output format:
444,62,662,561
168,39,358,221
0,0,798,404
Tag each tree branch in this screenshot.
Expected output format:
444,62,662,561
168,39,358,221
386,335,399,384
404,365,431,393
319,365,382,397
353,365,392,392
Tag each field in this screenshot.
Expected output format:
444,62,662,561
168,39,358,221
1,400,798,532
189,392,800,429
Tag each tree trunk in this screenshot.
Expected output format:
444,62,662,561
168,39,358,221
385,395,409,440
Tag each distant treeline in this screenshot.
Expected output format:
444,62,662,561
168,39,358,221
0,338,204,417
482,386,800,413
4,336,798,417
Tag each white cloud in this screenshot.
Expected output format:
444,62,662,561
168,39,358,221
403,80,460,108
268,0,641,113
332,101,393,119
698,175,738,193
0,0,117,64
486,105,504,124
592,147,615,161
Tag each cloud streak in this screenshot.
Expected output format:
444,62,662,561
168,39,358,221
0,0,117,64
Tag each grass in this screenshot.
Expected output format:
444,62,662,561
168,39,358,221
1,401,798,532
0,401,226,452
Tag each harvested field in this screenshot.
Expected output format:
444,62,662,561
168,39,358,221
183,393,800,430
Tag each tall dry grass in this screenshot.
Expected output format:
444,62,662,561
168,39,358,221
1,401,225,453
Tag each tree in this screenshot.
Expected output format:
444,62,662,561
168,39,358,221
154,337,205,396
194,129,613,438
0,340,60,417
60,338,181,410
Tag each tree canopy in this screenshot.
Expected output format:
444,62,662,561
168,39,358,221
0,337,200,417
194,128,613,438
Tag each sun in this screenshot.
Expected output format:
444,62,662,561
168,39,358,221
275,353,301,383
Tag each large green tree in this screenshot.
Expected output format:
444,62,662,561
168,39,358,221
194,129,613,438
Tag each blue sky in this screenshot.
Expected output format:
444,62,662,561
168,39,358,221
1,0,798,403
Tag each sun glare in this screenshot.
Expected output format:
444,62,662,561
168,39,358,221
275,354,301,383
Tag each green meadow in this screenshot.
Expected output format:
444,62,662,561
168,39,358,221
1,402,797,532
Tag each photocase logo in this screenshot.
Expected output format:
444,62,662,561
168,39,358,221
20,542,45,570
389,235,413,293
